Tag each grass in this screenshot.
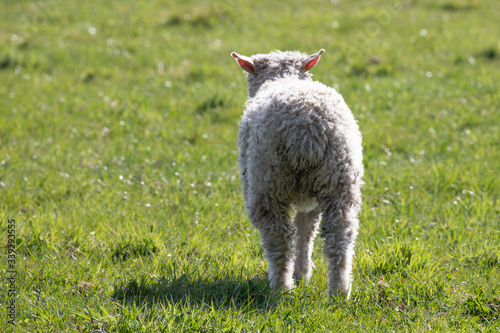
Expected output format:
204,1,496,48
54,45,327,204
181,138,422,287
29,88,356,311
1,0,499,331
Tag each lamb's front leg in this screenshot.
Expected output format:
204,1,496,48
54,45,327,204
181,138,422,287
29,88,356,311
293,209,321,284
249,198,296,291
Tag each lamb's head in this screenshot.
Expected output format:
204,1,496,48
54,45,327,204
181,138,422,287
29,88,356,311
231,49,325,97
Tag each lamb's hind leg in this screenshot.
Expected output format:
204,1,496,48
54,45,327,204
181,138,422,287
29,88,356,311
293,209,321,284
248,196,295,291
320,192,361,300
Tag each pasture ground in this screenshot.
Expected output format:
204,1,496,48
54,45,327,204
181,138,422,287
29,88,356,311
1,0,499,331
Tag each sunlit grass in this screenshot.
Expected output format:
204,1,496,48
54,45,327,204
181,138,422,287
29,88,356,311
1,0,499,331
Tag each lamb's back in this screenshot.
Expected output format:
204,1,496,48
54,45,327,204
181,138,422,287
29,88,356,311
240,78,363,200
244,79,360,160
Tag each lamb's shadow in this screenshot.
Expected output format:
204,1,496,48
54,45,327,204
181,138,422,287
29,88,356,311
112,274,280,311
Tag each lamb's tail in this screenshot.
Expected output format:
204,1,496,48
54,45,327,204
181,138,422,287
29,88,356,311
280,124,327,170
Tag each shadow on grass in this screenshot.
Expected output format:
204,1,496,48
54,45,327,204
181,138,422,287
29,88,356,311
112,274,281,311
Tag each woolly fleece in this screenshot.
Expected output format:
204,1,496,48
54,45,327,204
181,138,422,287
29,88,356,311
233,49,364,299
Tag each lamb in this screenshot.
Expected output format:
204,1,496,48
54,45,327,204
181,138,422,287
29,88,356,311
231,49,364,299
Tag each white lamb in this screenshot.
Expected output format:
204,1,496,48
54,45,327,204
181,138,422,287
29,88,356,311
231,49,364,299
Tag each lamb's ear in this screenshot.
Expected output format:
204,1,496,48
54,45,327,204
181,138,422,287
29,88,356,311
303,49,325,71
231,52,256,75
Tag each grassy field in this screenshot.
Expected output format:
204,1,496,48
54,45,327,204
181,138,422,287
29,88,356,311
1,0,499,331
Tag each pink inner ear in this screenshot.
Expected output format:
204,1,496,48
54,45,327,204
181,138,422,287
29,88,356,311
237,58,255,74
304,57,320,71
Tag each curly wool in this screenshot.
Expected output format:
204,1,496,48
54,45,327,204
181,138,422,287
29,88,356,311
233,49,364,299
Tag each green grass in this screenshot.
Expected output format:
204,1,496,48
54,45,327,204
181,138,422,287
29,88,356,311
1,0,499,331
